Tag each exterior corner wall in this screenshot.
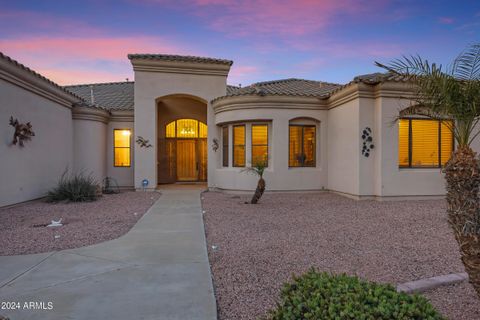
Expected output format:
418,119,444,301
73,118,107,182
327,100,360,196
0,79,74,207
357,97,376,196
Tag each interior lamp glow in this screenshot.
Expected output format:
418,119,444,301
122,130,131,136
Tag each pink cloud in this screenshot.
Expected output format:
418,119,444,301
197,0,363,37
146,0,388,37
37,68,128,86
0,36,192,85
0,36,183,62
228,65,260,85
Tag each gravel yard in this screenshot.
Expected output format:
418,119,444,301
202,191,480,320
0,191,161,255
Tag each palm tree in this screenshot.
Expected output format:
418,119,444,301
375,44,480,296
242,156,268,204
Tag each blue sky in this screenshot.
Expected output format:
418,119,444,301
0,0,479,85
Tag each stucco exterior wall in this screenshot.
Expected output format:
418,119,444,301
213,99,328,191
326,99,360,196
107,120,134,187
132,63,229,189
73,118,107,182
0,79,74,207
377,93,480,198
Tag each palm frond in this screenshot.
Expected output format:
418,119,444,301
376,43,480,147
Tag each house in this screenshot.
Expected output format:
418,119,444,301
2,52,477,207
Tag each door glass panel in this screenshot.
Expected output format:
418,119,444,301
177,119,198,138
199,122,208,138
166,122,176,138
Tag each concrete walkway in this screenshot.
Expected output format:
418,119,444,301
0,187,216,320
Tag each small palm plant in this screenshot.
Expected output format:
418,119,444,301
242,156,268,204
375,43,480,296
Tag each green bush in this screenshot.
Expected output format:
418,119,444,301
266,269,444,320
47,170,99,202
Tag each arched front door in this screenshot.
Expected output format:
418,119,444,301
158,119,207,183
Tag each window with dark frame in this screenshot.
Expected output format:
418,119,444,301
398,118,454,168
222,126,229,167
114,129,131,167
289,125,316,167
251,124,268,167
233,125,246,167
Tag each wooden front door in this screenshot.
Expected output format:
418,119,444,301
176,139,198,181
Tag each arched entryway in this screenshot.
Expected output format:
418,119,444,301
157,95,208,184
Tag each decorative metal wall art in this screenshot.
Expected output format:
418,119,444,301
9,116,35,147
361,127,374,157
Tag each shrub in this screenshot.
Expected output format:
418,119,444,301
47,170,99,202
266,269,444,320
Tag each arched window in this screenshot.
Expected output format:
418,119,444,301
165,119,207,138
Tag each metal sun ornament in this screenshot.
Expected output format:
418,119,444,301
361,127,375,157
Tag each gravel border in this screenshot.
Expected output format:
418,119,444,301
0,191,161,256
202,191,480,320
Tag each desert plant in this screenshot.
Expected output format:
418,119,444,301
242,156,267,204
375,43,480,296
47,170,99,202
265,269,444,320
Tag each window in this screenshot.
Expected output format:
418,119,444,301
165,119,207,138
398,118,454,168
289,125,316,167
222,126,229,167
114,129,131,167
233,125,245,167
251,124,268,166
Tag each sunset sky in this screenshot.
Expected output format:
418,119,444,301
1,0,479,86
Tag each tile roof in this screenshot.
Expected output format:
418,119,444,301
0,52,82,101
326,72,407,97
64,81,134,110
226,85,241,95
352,72,406,84
214,78,341,101
127,54,233,66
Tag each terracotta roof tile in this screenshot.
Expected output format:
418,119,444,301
64,81,134,110
127,53,233,66
214,78,341,102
